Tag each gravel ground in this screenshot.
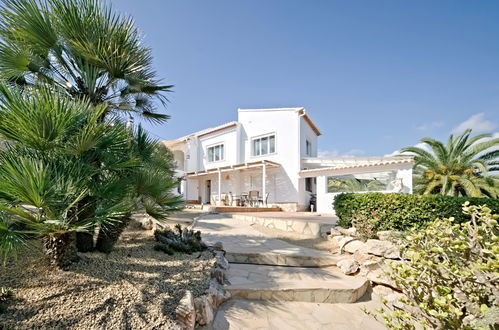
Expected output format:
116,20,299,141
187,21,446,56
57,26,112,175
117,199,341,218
250,223,334,252
0,221,214,330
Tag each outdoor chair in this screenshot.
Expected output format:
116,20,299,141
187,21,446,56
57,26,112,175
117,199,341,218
248,190,259,207
258,192,269,207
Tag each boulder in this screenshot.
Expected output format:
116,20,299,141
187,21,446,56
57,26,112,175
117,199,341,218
212,241,224,251
329,227,342,237
338,227,357,237
211,267,228,285
343,240,367,254
365,239,400,259
366,269,400,290
175,290,196,330
207,279,231,308
214,251,229,270
337,258,360,275
330,236,355,251
194,295,214,326
359,259,382,276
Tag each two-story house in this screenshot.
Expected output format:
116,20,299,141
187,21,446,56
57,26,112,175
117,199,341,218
164,107,413,213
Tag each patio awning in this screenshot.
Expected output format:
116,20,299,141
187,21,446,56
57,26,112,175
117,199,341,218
299,157,414,178
186,160,280,177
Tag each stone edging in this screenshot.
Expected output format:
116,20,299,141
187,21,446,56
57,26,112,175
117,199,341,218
175,242,231,329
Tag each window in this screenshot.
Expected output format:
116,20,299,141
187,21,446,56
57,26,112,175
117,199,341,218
207,144,224,162
252,134,275,156
305,177,313,192
327,170,397,193
306,139,312,156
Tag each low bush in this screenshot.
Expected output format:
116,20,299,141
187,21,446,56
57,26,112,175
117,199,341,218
334,193,499,231
153,224,206,255
369,203,498,329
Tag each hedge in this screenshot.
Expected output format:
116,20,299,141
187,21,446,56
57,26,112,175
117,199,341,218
333,193,499,231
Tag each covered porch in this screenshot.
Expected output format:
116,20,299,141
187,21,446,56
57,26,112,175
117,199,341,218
185,160,281,207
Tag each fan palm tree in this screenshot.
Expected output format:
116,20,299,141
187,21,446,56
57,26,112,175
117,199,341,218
401,130,499,198
0,83,133,268
0,0,172,122
95,126,183,253
0,0,180,252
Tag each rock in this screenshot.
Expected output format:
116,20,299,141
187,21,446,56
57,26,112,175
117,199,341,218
337,258,359,275
366,269,400,290
338,227,357,237
207,279,231,308
212,242,224,251
376,231,401,241
211,267,227,285
365,239,400,259
329,228,342,237
141,218,154,230
331,236,355,252
175,291,196,330
214,251,229,270
359,259,382,276
193,295,214,326
372,285,404,306
343,240,366,254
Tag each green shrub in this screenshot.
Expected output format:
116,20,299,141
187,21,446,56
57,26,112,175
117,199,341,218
334,193,499,231
370,203,499,329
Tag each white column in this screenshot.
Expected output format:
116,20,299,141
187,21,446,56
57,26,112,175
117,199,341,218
262,163,266,206
218,170,222,206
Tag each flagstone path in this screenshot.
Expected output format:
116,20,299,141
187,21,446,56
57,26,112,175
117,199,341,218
193,213,385,330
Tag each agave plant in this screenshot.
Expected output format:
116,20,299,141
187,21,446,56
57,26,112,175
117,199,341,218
401,130,499,198
0,0,172,122
0,83,133,267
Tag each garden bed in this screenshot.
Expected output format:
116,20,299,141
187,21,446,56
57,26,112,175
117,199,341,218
0,223,214,329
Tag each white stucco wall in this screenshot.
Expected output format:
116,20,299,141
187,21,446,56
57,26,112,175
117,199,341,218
238,109,302,203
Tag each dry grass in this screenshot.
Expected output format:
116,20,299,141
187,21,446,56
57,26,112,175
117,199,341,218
0,222,214,330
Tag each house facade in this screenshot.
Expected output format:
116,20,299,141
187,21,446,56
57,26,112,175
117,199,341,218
164,107,413,213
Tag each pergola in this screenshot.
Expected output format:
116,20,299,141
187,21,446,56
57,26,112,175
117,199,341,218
186,160,280,205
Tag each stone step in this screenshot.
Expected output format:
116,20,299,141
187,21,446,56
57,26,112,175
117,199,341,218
211,298,385,330
226,251,340,267
226,264,369,304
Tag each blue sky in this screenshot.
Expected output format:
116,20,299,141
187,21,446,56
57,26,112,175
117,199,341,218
110,0,499,156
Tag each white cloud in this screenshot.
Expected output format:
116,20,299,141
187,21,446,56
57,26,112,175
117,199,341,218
318,149,365,158
417,121,444,131
452,113,497,134
385,142,429,157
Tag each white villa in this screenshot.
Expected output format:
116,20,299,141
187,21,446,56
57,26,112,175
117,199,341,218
164,107,414,213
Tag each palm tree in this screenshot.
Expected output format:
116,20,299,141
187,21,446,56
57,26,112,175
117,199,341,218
401,130,499,198
0,0,179,252
95,127,183,253
0,0,172,122
0,83,133,268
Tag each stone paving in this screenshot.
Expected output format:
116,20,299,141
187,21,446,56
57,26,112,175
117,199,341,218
193,213,385,329
227,264,369,303
210,296,385,330
194,214,340,267
231,212,338,238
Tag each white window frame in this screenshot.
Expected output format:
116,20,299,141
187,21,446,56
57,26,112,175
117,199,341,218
251,133,276,157
207,143,225,163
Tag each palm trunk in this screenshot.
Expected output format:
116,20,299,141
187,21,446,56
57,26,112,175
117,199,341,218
76,231,95,252
95,214,131,253
75,197,95,252
42,233,79,269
